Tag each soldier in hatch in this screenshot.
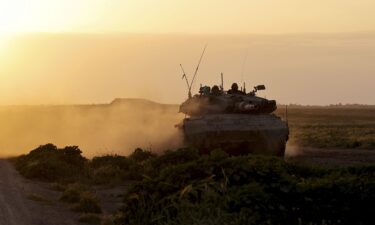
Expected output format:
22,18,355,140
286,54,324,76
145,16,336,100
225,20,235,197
227,83,245,95
211,85,221,96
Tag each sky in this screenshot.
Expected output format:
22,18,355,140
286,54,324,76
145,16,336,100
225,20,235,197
0,0,375,105
1,0,375,34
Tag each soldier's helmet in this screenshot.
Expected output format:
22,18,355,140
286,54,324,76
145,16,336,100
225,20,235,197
231,83,239,91
211,85,220,95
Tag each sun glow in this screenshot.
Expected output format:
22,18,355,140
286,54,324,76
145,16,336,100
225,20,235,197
1,0,375,35
0,34,10,57
0,0,94,34
0,1,36,34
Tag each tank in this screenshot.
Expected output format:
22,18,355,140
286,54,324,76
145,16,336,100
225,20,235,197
178,83,289,157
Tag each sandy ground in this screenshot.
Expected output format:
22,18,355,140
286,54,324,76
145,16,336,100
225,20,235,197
0,159,80,225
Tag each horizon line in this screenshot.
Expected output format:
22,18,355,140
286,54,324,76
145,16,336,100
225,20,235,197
0,98,374,108
3,30,375,37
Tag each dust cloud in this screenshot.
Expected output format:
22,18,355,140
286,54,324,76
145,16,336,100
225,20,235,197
0,99,184,158
285,143,302,157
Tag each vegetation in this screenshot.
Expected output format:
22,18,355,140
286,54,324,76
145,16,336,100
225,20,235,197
276,106,375,149
71,191,102,214
15,144,86,182
14,144,375,225
115,149,375,225
89,149,156,183
78,213,102,225
60,183,102,217
60,183,88,203
26,193,54,205
14,144,149,184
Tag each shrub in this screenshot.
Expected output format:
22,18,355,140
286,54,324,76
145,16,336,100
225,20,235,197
91,155,132,170
78,213,102,224
89,154,142,184
60,183,87,203
91,165,123,185
116,150,375,225
144,148,200,177
49,182,66,191
128,148,156,163
72,192,102,214
15,144,87,182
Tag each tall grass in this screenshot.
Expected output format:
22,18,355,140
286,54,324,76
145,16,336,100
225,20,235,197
115,149,375,225
276,107,375,149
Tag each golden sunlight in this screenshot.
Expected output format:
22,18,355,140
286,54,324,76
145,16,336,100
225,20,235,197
0,34,9,56
0,0,87,34
0,1,32,34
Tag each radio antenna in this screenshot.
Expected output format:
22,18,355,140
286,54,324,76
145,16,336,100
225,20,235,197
180,64,192,98
285,105,288,124
189,44,207,95
220,72,224,91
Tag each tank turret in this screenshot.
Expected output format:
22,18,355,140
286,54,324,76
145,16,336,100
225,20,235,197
180,83,277,116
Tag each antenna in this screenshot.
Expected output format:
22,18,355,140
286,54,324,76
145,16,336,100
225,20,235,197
180,64,192,98
189,44,207,95
220,72,224,91
285,105,288,124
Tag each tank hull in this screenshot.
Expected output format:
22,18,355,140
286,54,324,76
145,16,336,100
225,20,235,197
182,114,289,156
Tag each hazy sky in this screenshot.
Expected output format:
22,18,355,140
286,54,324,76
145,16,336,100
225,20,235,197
1,0,375,34
0,1,374,105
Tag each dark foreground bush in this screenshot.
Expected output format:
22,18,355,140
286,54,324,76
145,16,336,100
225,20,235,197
15,144,87,182
78,213,102,225
15,145,156,185
90,154,142,184
14,145,375,224
72,192,102,214
60,183,87,203
116,150,375,225
60,183,102,214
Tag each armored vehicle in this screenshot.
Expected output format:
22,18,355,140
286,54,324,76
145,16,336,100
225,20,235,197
178,47,289,156
178,82,289,156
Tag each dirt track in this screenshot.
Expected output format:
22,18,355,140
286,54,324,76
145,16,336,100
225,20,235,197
0,159,79,225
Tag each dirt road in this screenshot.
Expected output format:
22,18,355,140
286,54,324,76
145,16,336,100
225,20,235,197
0,159,79,225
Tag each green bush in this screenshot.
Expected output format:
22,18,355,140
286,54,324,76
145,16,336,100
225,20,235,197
60,183,87,203
116,150,375,225
15,146,150,184
89,154,143,184
14,144,375,224
72,192,102,214
129,148,156,163
91,165,123,185
15,144,87,182
91,155,132,170
144,148,200,177
78,213,102,224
